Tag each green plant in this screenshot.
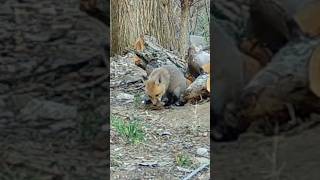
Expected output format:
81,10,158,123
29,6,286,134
111,115,145,144
175,153,193,167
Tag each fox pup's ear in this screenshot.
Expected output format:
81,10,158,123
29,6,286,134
155,74,162,85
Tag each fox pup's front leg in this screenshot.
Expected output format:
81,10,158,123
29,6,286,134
173,87,186,106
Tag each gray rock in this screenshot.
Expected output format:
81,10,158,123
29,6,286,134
195,157,210,165
196,147,209,157
116,93,134,102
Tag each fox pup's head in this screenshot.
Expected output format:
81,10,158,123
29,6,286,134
144,75,167,105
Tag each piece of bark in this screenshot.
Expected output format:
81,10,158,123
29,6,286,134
132,35,145,66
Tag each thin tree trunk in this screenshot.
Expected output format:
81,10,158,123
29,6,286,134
111,0,178,56
178,0,191,59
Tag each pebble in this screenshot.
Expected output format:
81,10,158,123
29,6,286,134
116,92,134,102
196,157,210,165
196,147,209,157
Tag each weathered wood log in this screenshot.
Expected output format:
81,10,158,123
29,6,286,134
128,35,187,74
185,46,210,82
226,37,320,128
127,34,213,104
183,74,209,103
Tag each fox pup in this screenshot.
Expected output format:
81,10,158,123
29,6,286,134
144,65,188,106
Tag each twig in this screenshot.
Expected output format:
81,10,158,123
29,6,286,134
181,163,209,180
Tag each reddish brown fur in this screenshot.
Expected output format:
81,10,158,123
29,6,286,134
145,65,187,105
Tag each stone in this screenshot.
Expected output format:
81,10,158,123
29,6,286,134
196,147,209,157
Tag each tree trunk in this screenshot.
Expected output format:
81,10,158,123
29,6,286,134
111,0,178,56
178,0,191,59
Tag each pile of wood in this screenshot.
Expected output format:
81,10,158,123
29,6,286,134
213,0,320,138
128,35,210,104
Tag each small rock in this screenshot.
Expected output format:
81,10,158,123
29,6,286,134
195,157,210,165
116,93,134,102
138,162,159,167
196,148,209,157
177,166,192,173
202,132,208,137
160,131,172,136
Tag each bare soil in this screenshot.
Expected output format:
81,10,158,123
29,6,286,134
110,95,210,179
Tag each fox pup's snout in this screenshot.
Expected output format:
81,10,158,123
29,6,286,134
145,81,165,105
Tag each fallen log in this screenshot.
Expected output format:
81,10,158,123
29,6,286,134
224,37,320,133
128,35,212,104
183,74,210,103
128,35,186,74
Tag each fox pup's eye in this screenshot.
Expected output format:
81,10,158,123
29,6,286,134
155,94,160,97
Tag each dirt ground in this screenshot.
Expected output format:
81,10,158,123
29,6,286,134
111,102,210,179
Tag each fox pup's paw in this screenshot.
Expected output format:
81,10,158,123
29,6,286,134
174,101,185,106
142,98,152,105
